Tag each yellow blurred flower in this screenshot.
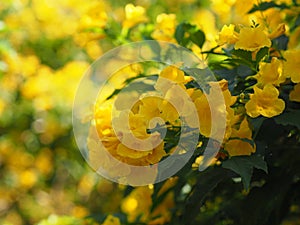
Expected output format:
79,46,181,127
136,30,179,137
235,25,271,52
78,174,96,197
290,83,300,102
0,98,5,115
121,182,174,224
71,205,89,218
102,215,121,225
218,24,239,45
192,9,218,54
78,2,108,30
211,0,236,21
253,57,285,86
123,4,148,29
288,27,300,49
283,50,300,83
152,13,177,42
35,148,53,176
19,169,38,189
224,118,256,156
121,186,152,222
245,84,285,118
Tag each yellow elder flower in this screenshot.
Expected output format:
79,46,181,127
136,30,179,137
283,50,300,83
102,215,121,225
91,96,169,171
123,4,148,29
290,83,300,102
245,84,285,118
224,118,256,156
235,25,271,51
218,24,239,45
194,79,236,138
254,57,285,86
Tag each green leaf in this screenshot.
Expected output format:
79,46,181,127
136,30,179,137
231,49,253,62
274,111,300,129
255,47,269,63
178,167,228,224
290,15,300,31
175,22,205,48
190,29,205,49
222,155,268,190
175,23,185,45
248,2,288,14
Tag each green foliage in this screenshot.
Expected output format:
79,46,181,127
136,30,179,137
222,155,268,190
248,1,289,13
175,22,205,48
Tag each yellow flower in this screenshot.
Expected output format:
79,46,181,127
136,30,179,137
290,83,300,102
121,186,152,222
245,84,285,118
194,79,236,139
235,25,271,51
152,13,177,42
121,180,175,224
78,2,107,30
288,27,300,49
218,24,239,45
224,118,256,156
283,50,300,83
90,96,167,171
102,215,121,225
123,4,148,29
254,57,285,86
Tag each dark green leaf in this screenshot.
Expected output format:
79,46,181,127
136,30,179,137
249,117,266,137
237,65,254,77
256,47,269,63
175,22,205,48
231,49,253,62
190,30,205,49
179,167,228,223
175,23,185,45
222,155,268,190
248,2,288,14
290,15,300,31
272,34,289,50
274,111,300,129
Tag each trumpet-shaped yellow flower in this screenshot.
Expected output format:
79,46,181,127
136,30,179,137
290,83,300,102
224,118,256,156
283,50,300,83
123,4,148,29
235,25,271,51
245,84,285,118
254,57,285,86
193,79,236,139
218,24,239,45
